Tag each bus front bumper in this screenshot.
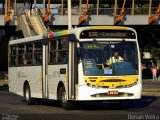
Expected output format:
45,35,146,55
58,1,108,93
76,84,142,101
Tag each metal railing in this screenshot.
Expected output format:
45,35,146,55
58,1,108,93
59,7,157,16
1,6,159,16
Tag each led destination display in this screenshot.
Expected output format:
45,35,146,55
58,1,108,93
80,30,136,39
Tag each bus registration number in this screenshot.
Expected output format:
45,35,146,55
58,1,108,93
108,91,118,95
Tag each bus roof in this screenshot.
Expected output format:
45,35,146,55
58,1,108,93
90,26,128,30
9,30,69,45
9,26,135,45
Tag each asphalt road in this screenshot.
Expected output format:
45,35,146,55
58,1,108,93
0,86,160,120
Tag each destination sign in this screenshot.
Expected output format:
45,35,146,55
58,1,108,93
80,30,136,39
83,44,101,49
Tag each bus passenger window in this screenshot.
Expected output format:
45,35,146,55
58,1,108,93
33,43,42,64
57,39,68,64
50,52,56,64
18,45,25,65
49,38,68,64
23,55,27,65
49,41,57,64
10,46,17,66
26,44,33,65
10,56,17,65
57,51,63,63
57,51,67,64
63,51,68,63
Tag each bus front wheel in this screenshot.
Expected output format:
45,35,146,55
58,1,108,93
24,84,35,105
58,86,74,110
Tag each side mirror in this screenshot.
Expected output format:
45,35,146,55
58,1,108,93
76,47,82,58
68,34,77,42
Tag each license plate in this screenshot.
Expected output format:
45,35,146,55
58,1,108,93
108,90,118,95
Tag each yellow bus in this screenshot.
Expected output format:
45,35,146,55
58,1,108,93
8,26,142,109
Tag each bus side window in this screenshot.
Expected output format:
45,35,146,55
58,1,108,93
49,37,68,64
26,44,33,65
18,45,25,65
49,40,57,64
10,46,17,66
50,51,56,64
57,51,63,63
33,42,42,64
57,38,68,64
57,51,67,64
23,54,27,65
63,51,67,63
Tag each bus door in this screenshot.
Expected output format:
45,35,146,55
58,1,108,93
68,35,78,100
42,44,49,98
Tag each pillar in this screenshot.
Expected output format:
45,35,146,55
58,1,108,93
114,0,117,16
79,0,82,16
68,0,72,30
61,0,64,15
149,0,152,16
5,0,7,16
96,0,99,16
34,0,36,7
43,0,46,16
131,0,135,15
14,0,17,16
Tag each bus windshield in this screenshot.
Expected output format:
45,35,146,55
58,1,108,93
80,41,138,76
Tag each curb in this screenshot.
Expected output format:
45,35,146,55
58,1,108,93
142,92,160,96
142,89,160,96
142,89,160,92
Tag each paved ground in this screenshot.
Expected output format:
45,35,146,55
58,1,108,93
143,79,160,89
142,78,160,96
0,86,160,120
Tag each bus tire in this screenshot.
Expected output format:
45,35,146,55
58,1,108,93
58,86,74,110
24,84,35,105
